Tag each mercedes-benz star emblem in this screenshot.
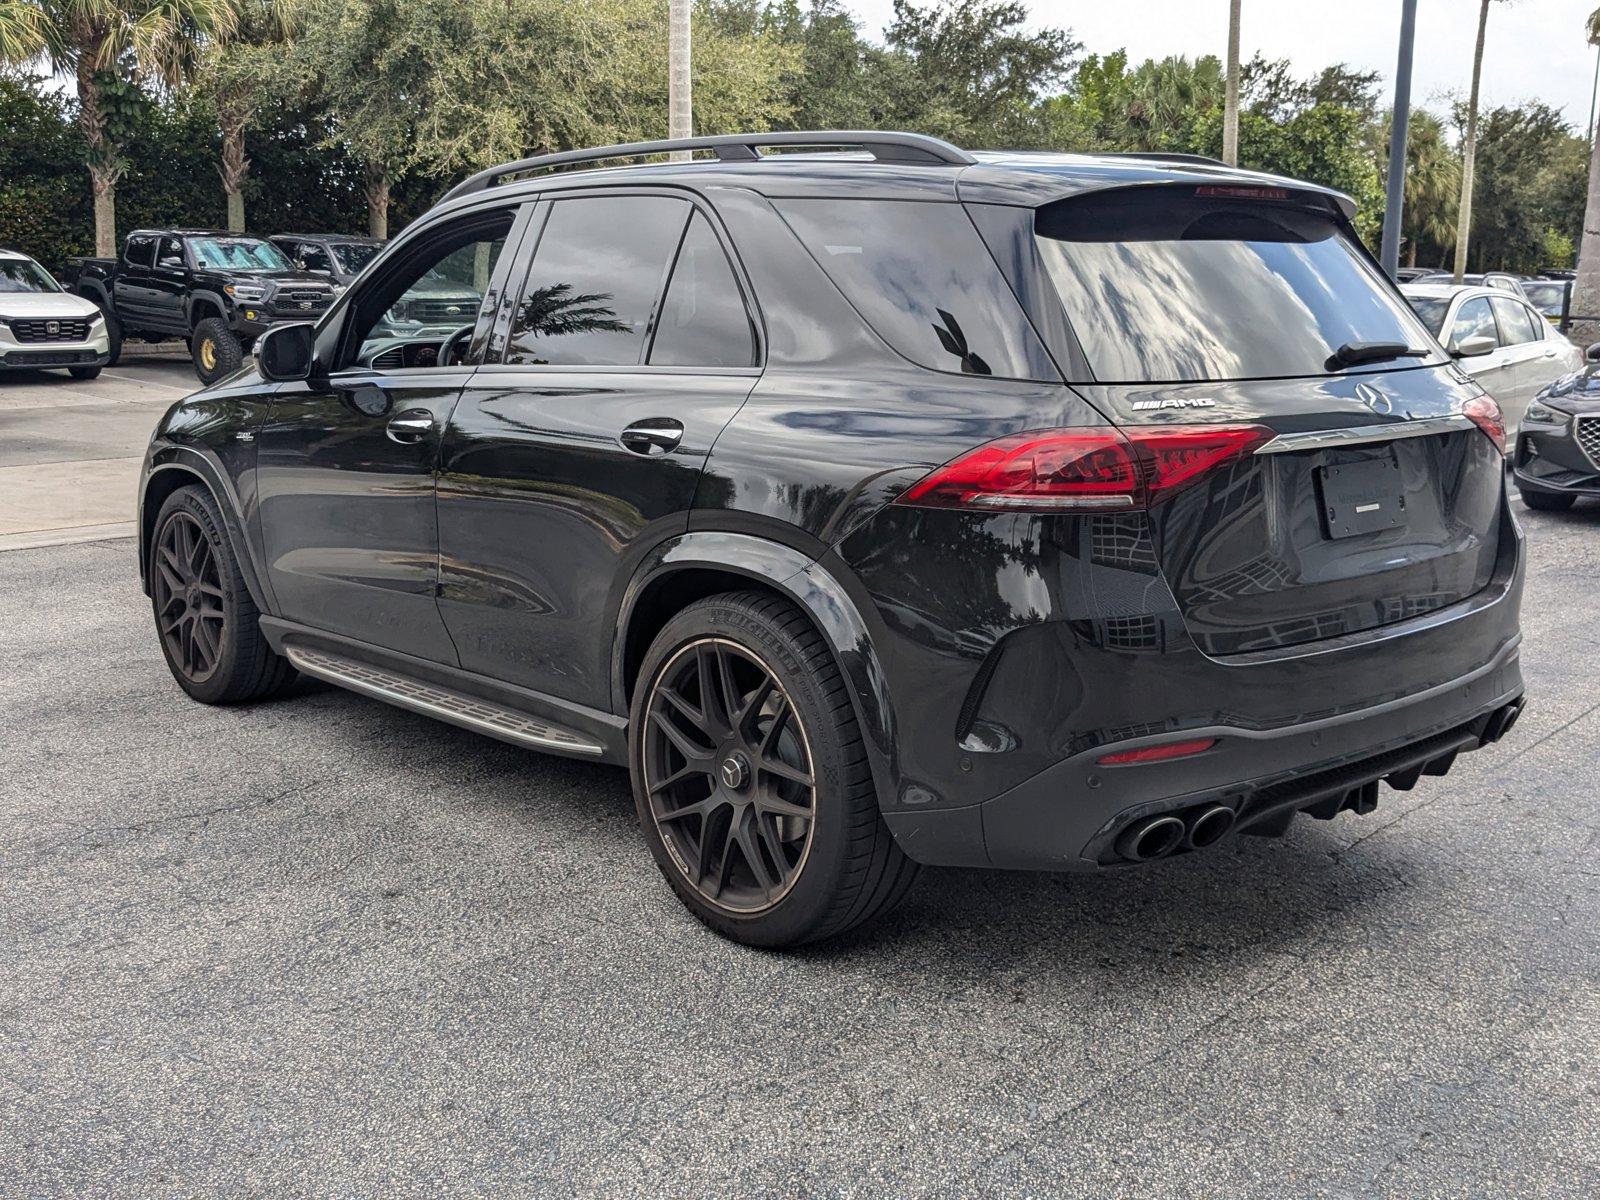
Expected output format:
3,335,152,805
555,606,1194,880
1353,381,1393,415
719,756,748,790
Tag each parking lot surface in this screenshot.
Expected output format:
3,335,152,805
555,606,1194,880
2,503,1597,1195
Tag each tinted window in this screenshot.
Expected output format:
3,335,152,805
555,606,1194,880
1034,188,1436,382
332,242,379,275
1491,297,1540,346
1521,280,1565,317
125,236,155,268
506,196,689,366
1406,295,1449,336
1450,297,1498,348
299,242,334,273
775,198,1058,380
649,213,756,368
156,237,184,268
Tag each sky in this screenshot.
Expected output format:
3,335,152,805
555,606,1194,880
847,0,1598,132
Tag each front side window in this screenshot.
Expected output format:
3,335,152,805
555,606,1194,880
185,237,291,273
776,198,1057,380
299,243,334,274
331,242,379,276
157,237,185,269
1449,298,1498,348
649,212,756,368
1035,187,1438,382
0,257,60,293
505,195,690,366
1490,296,1540,346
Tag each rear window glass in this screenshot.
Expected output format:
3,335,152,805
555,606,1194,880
1406,295,1449,336
1035,188,1438,383
775,199,1058,381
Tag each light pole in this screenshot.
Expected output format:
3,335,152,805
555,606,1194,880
669,0,692,161
1380,0,1419,278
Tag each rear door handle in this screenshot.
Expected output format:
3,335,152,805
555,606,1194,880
386,408,435,444
619,418,684,456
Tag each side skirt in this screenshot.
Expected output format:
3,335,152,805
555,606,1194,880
261,617,627,764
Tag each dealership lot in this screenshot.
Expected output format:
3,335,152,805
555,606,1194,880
0,374,1596,1196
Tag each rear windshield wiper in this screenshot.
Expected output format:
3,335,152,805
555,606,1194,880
1328,341,1428,370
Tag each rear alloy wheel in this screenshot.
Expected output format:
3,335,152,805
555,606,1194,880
191,317,242,384
150,485,295,704
631,592,918,947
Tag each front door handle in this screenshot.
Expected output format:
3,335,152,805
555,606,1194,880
386,409,435,444
619,418,684,456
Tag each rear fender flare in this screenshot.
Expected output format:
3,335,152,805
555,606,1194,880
612,532,899,815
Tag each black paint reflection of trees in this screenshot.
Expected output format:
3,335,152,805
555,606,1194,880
512,284,630,361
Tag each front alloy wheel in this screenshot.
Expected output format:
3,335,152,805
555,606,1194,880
152,509,226,683
643,637,818,914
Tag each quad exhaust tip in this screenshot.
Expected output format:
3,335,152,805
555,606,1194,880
1115,815,1187,863
1184,804,1236,850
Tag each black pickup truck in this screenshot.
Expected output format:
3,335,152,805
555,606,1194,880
64,229,339,382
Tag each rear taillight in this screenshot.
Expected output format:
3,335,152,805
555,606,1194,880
895,424,1272,513
1463,395,1506,454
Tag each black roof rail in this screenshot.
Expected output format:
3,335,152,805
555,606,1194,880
1089,151,1230,167
439,131,976,202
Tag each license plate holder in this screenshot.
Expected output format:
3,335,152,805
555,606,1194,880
1317,452,1405,539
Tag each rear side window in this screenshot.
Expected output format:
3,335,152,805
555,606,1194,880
506,195,689,366
1450,298,1497,348
1490,297,1540,346
124,235,155,268
649,213,756,368
774,198,1058,381
1034,187,1437,382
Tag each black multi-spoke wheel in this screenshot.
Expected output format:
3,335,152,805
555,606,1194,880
644,638,817,913
149,485,296,704
152,511,226,683
630,592,919,947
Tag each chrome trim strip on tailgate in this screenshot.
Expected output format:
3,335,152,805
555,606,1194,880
1255,414,1476,455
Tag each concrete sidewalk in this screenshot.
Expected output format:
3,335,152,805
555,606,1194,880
0,354,194,552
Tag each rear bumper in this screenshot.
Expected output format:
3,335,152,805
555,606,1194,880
885,637,1522,870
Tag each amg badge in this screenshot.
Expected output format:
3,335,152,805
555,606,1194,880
1131,397,1216,411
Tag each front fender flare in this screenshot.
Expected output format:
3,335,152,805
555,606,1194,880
140,445,271,614
612,531,900,817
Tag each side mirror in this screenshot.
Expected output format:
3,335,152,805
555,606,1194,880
257,322,316,382
1585,342,1600,363
293,258,307,270
1450,334,1496,359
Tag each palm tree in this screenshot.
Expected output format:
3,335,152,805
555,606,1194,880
200,0,296,231
0,1,238,256
0,0,45,58
1395,109,1462,267
1222,0,1240,165
1452,0,1494,282
1571,8,1600,344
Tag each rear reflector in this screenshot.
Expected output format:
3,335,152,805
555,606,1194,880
1096,737,1218,766
1463,394,1506,455
895,424,1272,513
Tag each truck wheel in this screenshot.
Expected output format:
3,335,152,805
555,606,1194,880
68,366,102,380
192,318,242,384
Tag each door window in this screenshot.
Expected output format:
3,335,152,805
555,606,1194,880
299,242,334,274
504,195,690,366
156,237,185,269
124,236,155,268
345,210,515,369
648,212,757,368
1449,298,1498,348
1490,297,1540,346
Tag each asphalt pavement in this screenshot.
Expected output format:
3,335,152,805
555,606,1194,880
0,443,1597,1195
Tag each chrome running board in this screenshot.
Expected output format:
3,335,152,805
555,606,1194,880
285,646,606,757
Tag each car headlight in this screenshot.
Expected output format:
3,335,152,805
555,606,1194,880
1523,402,1568,429
225,283,268,302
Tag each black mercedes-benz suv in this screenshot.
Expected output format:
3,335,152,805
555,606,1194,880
137,132,1525,947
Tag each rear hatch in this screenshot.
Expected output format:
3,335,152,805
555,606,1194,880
1031,184,1505,656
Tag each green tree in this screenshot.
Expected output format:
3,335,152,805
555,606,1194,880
0,0,45,58
196,0,297,231
1382,108,1461,267
0,0,238,255
1467,102,1585,272
1571,7,1600,342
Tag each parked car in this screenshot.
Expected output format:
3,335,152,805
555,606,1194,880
1408,270,1530,300
1512,345,1600,510
0,248,111,379
269,233,382,286
1401,282,1582,428
137,132,1526,947
64,229,339,383
1521,277,1572,327
1393,266,1433,283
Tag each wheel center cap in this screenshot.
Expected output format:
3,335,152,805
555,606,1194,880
719,753,750,791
